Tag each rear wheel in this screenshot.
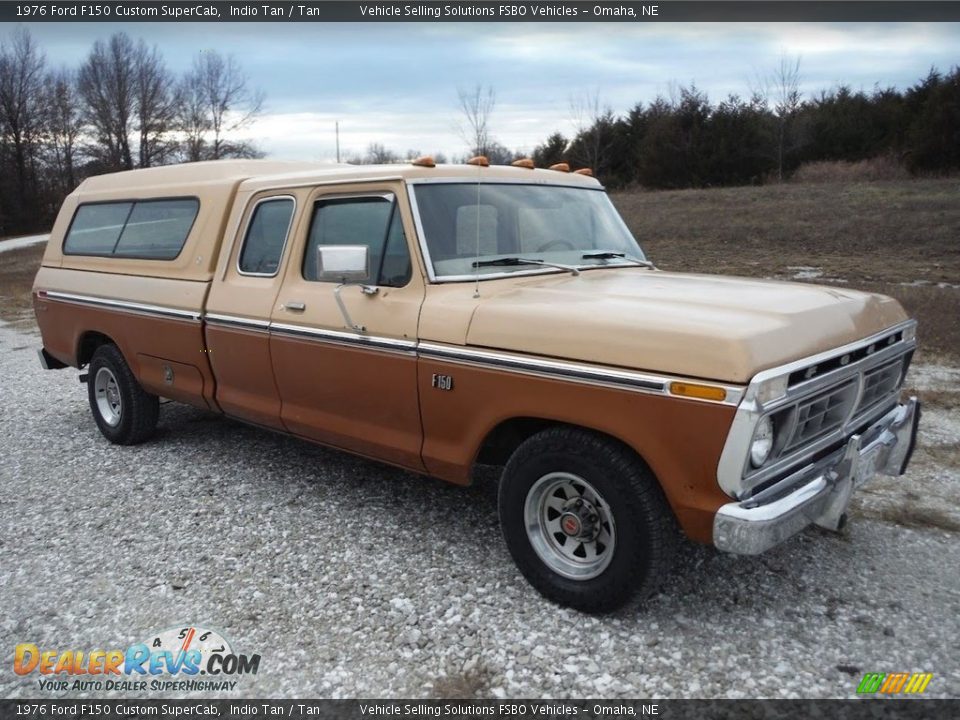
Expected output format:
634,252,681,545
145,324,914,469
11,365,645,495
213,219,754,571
499,427,677,613
87,344,159,445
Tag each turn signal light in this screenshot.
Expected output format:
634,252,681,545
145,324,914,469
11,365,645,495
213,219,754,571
467,155,490,167
574,168,594,176
411,156,436,168
548,163,570,172
511,158,535,169
669,382,727,402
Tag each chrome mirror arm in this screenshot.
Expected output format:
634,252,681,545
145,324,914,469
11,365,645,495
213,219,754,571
334,282,379,333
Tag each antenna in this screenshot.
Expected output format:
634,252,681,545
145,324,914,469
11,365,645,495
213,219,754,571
335,121,341,163
473,166,481,298
466,156,489,298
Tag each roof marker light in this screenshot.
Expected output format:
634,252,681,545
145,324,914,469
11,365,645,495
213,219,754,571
411,156,436,168
574,168,594,176
511,158,535,169
467,156,490,167
548,163,570,172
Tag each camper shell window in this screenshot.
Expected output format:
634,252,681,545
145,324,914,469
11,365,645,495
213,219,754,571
63,198,200,260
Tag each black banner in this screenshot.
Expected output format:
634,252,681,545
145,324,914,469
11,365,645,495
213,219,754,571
2,1,960,23
1,699,956,719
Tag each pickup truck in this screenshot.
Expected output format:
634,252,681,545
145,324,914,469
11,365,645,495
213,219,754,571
32,158,920,612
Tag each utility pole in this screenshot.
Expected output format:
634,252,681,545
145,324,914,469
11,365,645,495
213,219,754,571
335,121,341,163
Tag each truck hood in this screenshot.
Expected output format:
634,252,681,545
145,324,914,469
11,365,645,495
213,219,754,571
465,269,909,384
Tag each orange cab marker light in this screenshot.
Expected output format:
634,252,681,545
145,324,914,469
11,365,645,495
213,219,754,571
511,158,535,169
574,168,594,177
669,382,727,402
411,155,436,168
467,155,490,167
548,163,570,172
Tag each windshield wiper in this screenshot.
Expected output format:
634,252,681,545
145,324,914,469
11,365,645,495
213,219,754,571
581,251,655,269
472,257,580,276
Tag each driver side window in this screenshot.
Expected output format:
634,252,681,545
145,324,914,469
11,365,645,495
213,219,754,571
302,195,412,287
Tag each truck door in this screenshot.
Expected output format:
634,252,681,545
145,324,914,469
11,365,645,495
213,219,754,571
269,184,426,471
205,192,298,429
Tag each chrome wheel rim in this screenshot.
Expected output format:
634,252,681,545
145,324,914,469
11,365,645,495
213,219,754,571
523,472,616,580
94,367,122,427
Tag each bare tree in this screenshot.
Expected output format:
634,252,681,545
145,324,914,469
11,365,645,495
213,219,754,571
132,42,178,168
44,68,83,193
364,142,399,164
0,27,47,229
569,89,614,173
457,84,496,156
78,33,138,171
772,54,802,181
179,50,264,161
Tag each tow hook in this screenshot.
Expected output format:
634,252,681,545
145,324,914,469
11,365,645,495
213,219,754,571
78,373,88,383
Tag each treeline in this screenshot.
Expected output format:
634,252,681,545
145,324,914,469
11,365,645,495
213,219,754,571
0,28,264,236
532,66,960,189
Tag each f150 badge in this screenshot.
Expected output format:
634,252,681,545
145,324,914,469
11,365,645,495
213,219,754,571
431,373,454,391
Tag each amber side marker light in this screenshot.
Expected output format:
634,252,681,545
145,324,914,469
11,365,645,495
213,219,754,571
548,163,570,172
411,155,436,168
511,158,535,169
669,382,727,402
467,155,490,167
574,168,594,176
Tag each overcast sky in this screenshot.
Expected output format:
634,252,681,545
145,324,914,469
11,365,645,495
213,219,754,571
22,21,960,161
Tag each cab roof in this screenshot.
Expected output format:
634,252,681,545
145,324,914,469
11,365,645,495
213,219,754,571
75,158,602,197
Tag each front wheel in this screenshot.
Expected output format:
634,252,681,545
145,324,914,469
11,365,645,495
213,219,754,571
498,427,677,613
87,344,159,445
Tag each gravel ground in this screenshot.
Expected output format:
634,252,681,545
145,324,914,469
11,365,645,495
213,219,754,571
1,320,958,700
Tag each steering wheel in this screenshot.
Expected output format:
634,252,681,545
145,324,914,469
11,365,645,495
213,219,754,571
534,239,577,252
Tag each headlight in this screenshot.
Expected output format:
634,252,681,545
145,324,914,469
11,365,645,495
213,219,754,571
750,416,774,467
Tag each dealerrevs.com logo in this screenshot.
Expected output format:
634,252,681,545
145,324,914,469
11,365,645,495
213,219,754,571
14,625,261,693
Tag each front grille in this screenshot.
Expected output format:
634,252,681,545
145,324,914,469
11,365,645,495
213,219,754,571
857,357,904,416
787,330,903,387
783,379,858,453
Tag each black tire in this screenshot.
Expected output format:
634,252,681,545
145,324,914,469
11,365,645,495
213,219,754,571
498,427,677,613
87,344,159,445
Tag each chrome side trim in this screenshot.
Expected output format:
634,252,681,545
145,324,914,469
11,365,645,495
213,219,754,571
41,289,739,405
418,341,743,405
205,313,271,331
418,341,664,392
43,290,201,322
270,322,417,354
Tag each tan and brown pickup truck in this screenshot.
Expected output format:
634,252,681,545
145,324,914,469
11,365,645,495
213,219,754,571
32,158,920,612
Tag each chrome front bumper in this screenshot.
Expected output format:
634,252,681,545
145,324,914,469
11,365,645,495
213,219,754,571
713,397,920,555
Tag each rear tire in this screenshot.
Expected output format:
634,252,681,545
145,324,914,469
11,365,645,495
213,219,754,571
499,427,677,613
87,344,159,445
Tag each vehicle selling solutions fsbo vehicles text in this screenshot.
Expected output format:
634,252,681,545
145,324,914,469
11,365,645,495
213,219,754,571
356,5,658,19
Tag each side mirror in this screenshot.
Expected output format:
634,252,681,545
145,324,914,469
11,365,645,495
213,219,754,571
316,245,369,283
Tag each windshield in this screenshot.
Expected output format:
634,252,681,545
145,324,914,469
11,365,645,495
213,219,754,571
411,183,648,279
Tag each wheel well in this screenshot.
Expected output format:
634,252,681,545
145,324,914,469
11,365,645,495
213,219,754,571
76,331,115,368
476,417,642,469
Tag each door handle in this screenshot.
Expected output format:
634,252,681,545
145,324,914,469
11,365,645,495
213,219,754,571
284,301,306,312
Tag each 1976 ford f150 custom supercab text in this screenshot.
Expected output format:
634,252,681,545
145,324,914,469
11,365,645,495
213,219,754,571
33,158,920,612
